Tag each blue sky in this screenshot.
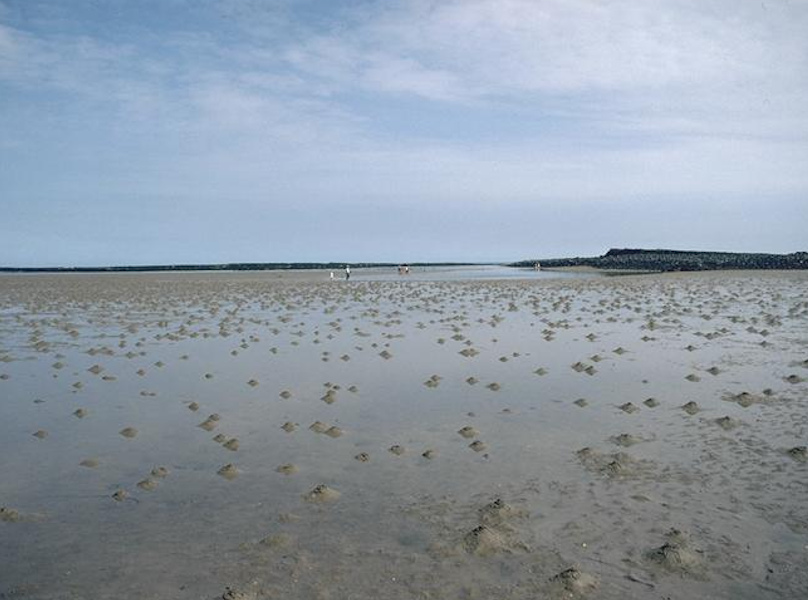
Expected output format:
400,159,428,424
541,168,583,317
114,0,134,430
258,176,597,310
1,0,807,266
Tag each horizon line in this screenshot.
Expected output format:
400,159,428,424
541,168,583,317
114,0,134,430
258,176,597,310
2,248,807,273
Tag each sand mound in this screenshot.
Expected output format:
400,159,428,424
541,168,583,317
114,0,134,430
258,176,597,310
303,484,340,503
578,445,598,460
644,397,660,408
118,427,137,439
355,452,370,462
276,463,298,475
577,448,647,479
724,391,763,407
424,374,442,387
458,425,479,439
469,440,487,452
199,418,218,431
647,529,704,574
389,445,405,455
462,525,506,556
259,533,292,548
551,566,598,594
32,430,48,439
0,506,22,522
619,402,639,414
611,433,641,447
324,426,343,438
80,458,99,468
715,416,741,430
221,587,259,600
119,427,138,438
786,446,807,462
682,401,699,415
223,438,240,451
478,498,522,526
604,457,628,476
648,541,703,572
218,464,238,480
309,421,328,433
137,478,158,491
281,422,297,432
151,466,169,478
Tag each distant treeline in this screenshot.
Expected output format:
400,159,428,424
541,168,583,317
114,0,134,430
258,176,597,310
511,249,808,272
5,251,807,273
0,262,474,273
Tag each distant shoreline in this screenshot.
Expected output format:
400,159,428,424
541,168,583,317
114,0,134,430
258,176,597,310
2,248,807,273
511,248,808,272
0,262,480,274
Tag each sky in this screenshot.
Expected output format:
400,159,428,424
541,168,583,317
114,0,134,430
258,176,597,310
1,0,807,266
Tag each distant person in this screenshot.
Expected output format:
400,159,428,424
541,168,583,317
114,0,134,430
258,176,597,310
345,265,351,280
329,271,335,280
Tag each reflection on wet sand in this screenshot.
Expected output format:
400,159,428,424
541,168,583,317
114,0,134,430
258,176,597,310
1,268,807,599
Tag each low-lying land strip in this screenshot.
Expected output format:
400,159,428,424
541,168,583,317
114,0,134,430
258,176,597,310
511,248,808,272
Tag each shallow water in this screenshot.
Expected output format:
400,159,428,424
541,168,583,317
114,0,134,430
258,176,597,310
1,269,807,599
346,265,599,281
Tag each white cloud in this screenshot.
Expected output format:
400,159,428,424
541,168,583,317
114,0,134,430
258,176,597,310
1,0,806,261
4,1,807,138
273,0,808,140
280,1,803,93
360,54,463,101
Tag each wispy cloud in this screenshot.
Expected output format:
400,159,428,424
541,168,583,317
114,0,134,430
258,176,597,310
1,0,807,265
273,0,808,137
3,1,806,137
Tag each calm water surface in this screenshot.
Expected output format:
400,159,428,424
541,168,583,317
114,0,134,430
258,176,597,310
1,270,806,599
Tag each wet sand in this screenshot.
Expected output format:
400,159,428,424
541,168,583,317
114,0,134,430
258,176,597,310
1,268,807,599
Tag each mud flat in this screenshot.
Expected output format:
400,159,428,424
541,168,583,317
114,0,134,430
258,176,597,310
1,268,807,599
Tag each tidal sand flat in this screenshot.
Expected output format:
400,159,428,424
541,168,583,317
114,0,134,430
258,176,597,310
1,269,807,599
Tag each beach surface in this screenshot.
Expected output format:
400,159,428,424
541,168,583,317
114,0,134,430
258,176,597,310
1,267,807,599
